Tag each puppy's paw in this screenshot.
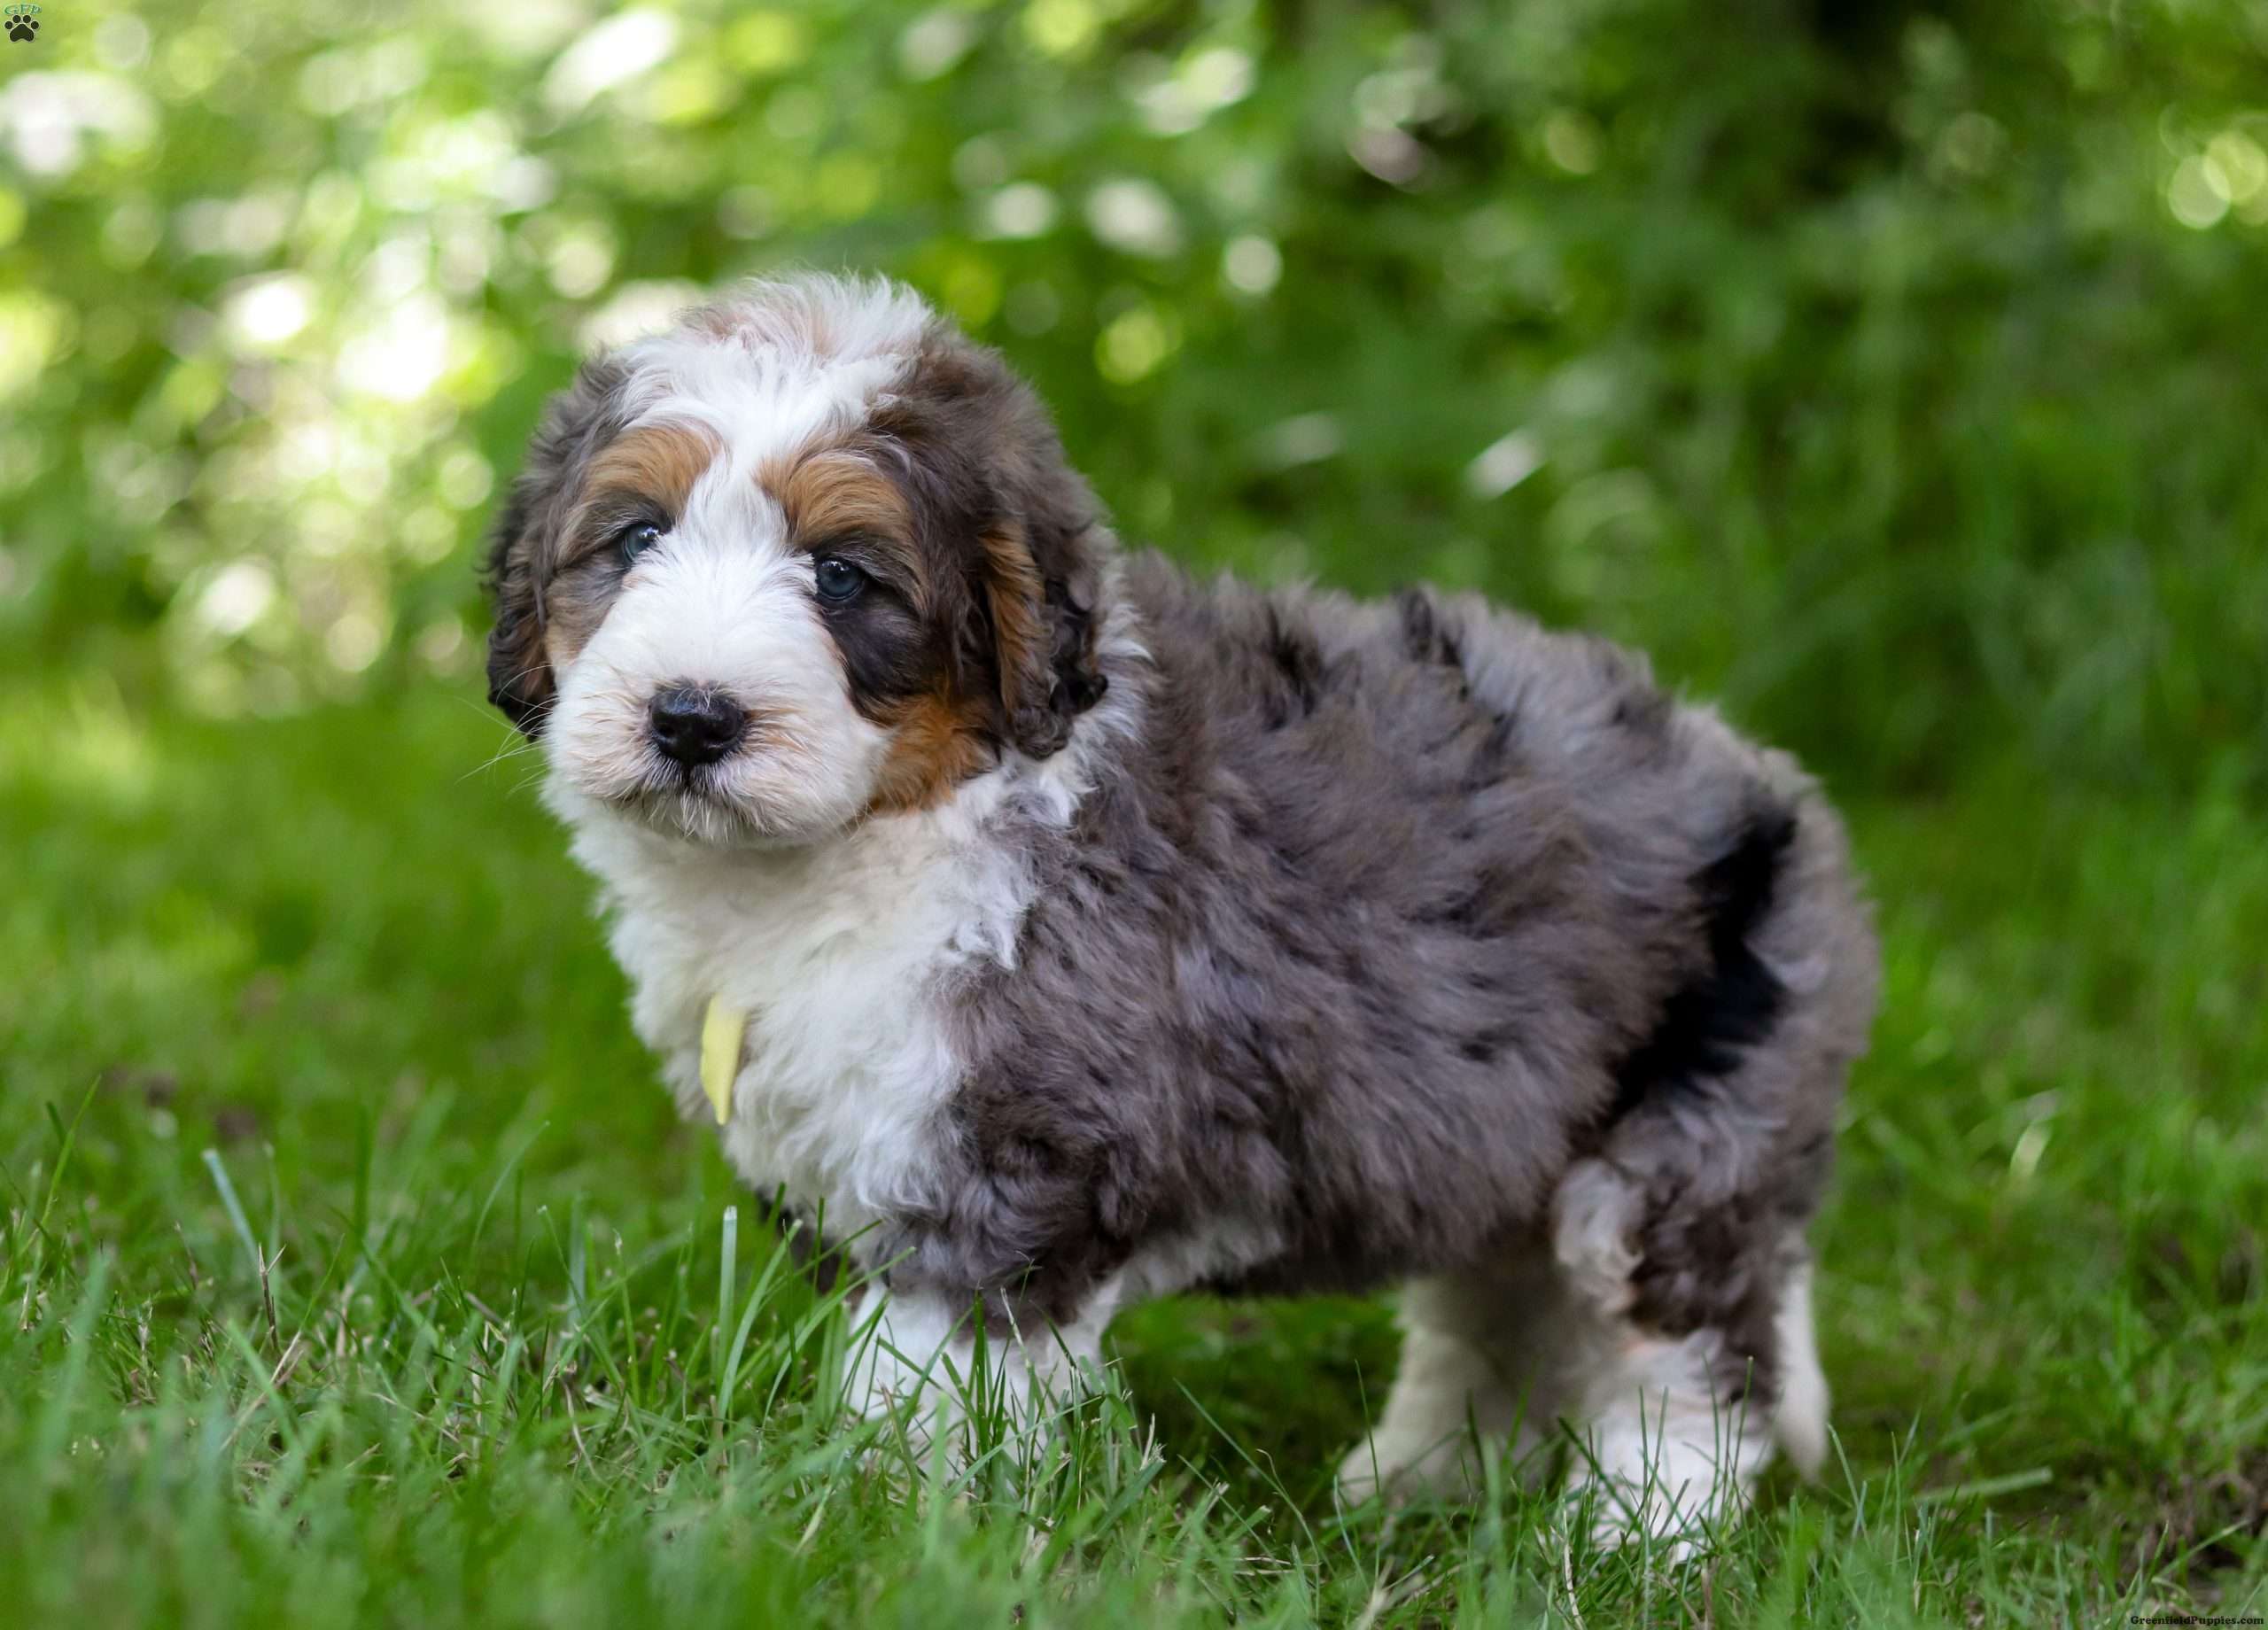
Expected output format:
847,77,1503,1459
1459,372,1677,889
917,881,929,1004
1560,1329,1768,1564
1564,1464,1720,1565
1336,1430,1486,1507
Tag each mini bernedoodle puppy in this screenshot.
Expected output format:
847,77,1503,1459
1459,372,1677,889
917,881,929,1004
485,275,1879,1548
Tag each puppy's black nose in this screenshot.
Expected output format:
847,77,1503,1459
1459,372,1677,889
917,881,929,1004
648,687,745,767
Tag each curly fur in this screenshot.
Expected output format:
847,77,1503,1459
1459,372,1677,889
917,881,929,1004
485,274,1880,1549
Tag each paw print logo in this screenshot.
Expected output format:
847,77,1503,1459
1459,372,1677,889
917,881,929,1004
4,13,35,43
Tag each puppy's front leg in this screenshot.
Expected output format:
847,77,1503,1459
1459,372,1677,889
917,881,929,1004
849,1286,974,1424
846,1280,1115,1444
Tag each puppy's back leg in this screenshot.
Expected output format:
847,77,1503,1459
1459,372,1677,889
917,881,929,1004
1551,1166,1808,1554
1549,788,1874,1552
1338,1260,1569,1504
1770,1253,1829,1477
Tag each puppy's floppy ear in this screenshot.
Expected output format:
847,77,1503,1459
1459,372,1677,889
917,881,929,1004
978,514,1107,760
484,483,552,735
863,317,1111,758
953,363,1110,761
483,357,628,737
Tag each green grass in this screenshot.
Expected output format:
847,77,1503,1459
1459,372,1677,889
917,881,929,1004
4,678,2264,1626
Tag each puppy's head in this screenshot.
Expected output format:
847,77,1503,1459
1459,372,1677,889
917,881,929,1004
485,276,1110,846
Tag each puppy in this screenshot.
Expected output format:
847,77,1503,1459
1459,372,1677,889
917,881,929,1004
484,274,1878,1548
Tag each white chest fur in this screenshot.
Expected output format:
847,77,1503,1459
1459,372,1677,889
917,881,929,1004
562,796,1036,1245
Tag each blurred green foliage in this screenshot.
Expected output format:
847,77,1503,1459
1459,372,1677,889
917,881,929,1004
5,11,2268,1616
3,0,2264,794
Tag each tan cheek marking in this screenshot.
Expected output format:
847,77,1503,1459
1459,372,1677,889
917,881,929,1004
865,689,997,815
765,440,978,811
541,526,649,670
541,577,612,670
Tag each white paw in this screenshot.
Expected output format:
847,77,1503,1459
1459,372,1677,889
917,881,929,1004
1336,1429,1487,1506
1562,1331,1770,1561
1566,1462,1726,1564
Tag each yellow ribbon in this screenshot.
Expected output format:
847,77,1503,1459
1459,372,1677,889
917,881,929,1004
699,995,745,1127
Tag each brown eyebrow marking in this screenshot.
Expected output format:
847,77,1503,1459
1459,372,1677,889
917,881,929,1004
769,449,913,547
575,420,721,535
766,445,938,618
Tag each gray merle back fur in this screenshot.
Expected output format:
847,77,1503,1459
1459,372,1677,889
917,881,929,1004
884,549,1878,1389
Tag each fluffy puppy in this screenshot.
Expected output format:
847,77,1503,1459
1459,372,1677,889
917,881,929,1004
484,274,1879,1548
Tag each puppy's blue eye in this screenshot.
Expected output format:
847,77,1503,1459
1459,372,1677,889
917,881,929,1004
813,556,867,603
617,523,663,566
